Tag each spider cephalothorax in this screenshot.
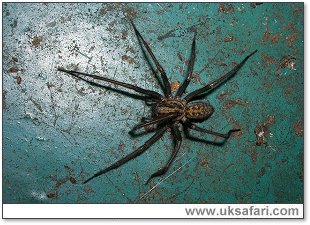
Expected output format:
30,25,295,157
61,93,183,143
58,20,257,185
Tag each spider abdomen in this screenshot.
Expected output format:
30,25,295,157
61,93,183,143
185,102,214,121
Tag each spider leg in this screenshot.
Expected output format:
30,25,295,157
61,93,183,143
58,68,163,100
129,113,178,135
175,32,196,97
145,123,182,185
131,21,172,97
83,126,168,184
184,50,258,101
185,121,240,140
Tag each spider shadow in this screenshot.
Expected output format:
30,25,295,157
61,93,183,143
183,126,228,146
128,117,168,138
68,74,154,102
128,128,156,138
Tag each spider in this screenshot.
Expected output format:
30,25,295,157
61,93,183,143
58,21,257,185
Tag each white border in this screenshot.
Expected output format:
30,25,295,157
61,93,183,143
1,0,307,222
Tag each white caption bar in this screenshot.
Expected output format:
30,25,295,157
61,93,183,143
3,204,303,219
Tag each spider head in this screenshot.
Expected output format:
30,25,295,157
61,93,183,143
185,102,214,122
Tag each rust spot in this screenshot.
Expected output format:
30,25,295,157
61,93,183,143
16,76,22,84
3,90,7,109
275,10,284,23
47,82,54,89
218,3,234,13
235,130,243,137
176,65,185,76
32,36,42,47
261,28,280,44
99,4,120,15
158,29,176,41
200,158,209,170
265,115,275,125
118,141,125,151
292,5,303,17
271,34,279,43
84,186,95,193
286,33,298,47
47,192,58,199
284,21,298,33
191,72,201,84
217,89,235,100
122,7,137,19
121,55,135,64
229,17,239,27
223,99,248,110
278,55,296,70
249,66,259,77
251,147,257,163
121,31,128,40
55,178,68,188
274,71,281,77
69,177,77,184
224,36,234,42
171,81,180,92
261,53,276,67
64,165,73,173
230,81,239,89
284,21,299,47
254,115,275,146
250,3,263,8
8,67,19,73
293,121,303,137
216,89,235,100
284,85,293,96
125,46,134,53
48,165,77,198
262,28,271,42
275,55,297,75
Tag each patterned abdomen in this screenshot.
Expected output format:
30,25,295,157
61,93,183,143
185,102,214,120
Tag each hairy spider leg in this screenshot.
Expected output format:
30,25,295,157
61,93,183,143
184,50,258,101
145,123,182,185
175,32,197,97
185,121,240,139
129,113,179,135
58,68,163,100
83,126,168,184
131,21,172,97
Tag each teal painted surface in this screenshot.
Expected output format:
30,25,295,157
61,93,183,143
3,3,303,203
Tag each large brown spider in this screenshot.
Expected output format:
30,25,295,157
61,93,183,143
58,21,257,185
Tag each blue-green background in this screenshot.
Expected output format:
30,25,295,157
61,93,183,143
3,3,303,203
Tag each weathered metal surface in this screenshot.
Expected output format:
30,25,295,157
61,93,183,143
3,3,303,203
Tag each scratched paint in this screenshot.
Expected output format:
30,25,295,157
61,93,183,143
3,3,303,203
